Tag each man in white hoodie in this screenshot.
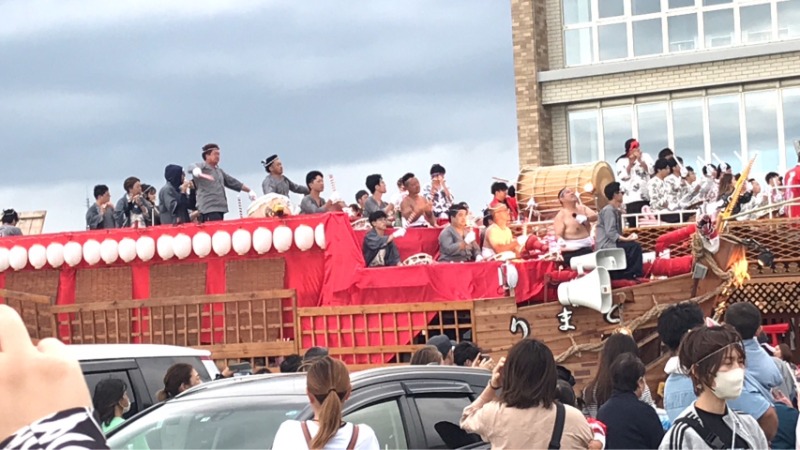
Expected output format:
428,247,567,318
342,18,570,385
658,302,705,422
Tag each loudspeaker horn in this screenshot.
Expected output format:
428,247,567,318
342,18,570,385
570,248,627,274
557,267,613,314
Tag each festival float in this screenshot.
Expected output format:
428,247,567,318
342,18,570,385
0,158,796,393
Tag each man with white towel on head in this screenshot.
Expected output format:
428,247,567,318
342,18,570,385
189,143,257,222
261,154,310,198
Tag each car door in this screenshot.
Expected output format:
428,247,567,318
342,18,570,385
81,359,150,416
341,381,412,450
401,379,486,449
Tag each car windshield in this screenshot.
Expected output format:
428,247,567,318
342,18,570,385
107,395,307,450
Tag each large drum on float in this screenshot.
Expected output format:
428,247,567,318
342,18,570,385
516,161,615,213
247,194,294,218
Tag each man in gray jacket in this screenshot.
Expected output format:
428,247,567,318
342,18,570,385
596,182,643,280
261,154,310,198
438,204,479,263
190,143,257,222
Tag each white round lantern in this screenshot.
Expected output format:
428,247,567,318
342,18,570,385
100,239,119,265
294,225,314,251
232,229,252,255
9,246,28,271
173,233,192,260
273,226,293,253
212,231,231,257
136,236,156,262
0,247,10,272
28,244,47,269
118,238,137,263
157,235,174,260
252,227,272,254
46,243,65,268
64,242,83,267
314,223,326,250
82,240,101,266
192,232,212,258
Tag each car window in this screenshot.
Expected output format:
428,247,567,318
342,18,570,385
344,398,408,450
413,395,482,449
107,395,306,449
136,356,213,400
84,370,139,420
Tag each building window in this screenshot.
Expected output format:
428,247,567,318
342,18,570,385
569,109,600,163
566,86,798,176
563,0,798,66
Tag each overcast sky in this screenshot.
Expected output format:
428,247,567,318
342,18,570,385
0,0,518,232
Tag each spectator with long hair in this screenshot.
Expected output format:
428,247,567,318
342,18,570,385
659,322,768,449
410,345,443,365
92,378,131,434
460,338,592,449
272,356,378,449
582,332,655,418
155,363,201,402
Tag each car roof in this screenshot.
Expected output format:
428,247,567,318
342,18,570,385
175,365,491,400
68,344,211,361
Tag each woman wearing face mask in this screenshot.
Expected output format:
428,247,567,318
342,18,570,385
92,378,132,434
659,322,769,449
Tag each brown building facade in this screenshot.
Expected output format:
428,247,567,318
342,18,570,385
512,0,800,178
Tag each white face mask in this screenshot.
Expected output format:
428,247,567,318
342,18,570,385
711,368,744,400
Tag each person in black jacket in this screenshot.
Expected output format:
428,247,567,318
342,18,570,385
597,353,664,449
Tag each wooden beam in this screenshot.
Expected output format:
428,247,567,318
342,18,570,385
52,289,296,313
0,289,54,305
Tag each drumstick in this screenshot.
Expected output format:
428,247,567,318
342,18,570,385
237,193,243,218
328,174,337,193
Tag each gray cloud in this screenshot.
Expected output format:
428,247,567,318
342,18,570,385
0,1,516,230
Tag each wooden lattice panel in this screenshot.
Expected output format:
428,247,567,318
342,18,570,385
297,301,476,370
150,263,206,345
726,219,800,263
728,278,800,315
72,267,132,344
226,258,287,344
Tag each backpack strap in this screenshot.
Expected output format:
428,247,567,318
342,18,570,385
673,416,726,450
548,401,566,450
300,421,313,448
346,424,360,450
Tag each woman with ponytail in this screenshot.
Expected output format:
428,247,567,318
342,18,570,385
155,363,201,402
272,356,378,450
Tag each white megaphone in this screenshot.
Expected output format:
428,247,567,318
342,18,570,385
570,248,627,274
557,267,613,313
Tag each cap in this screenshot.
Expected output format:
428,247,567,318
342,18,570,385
427,335,456,359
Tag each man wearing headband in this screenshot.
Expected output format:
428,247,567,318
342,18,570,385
437,203,479,263
784,140,800,219
261,154,310,198
189,143,257,222
615,138,652,227
553,187,596,267
423,164,454,224
0,209,22,237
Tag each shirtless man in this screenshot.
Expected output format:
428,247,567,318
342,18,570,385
553,187,598,267
400,172,435,228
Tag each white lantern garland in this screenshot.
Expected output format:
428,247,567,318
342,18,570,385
28,244,47,269
64,242,83,267
118,238,137,263
273,226,293,253
232,229,252,255
0,247,9,272
136,236,156,262
252,227,273,254
314,223,326,250
294,225,314,251
82,240,101,266
173,234,192,260
9,246,28,271
211,231,232,257
46,243,65,268
192,232,212,258
157,235,175,260
100,239,119,265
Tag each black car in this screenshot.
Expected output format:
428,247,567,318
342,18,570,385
107,365,492,449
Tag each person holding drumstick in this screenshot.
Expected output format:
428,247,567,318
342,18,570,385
261,154,310,198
